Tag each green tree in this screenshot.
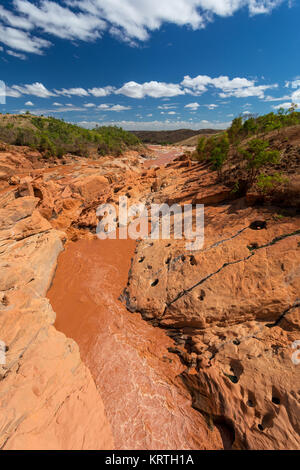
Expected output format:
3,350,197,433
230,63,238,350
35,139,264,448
228,117,243,145
257,173,288,195
238,138,280,190
210,132,230,177
196,136,207,160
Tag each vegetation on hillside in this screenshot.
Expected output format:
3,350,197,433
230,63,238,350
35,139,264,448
194,105,299,194
0,113,140,158
130,128,219,145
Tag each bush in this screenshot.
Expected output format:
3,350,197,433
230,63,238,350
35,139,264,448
257,173,288,194
195,132,229,177
228,105,300,144
238,138,280,190
0,114,141,158
210,133,229,176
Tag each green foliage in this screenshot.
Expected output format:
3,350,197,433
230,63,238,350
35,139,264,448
0,114,140,158
228,105,300,144
257,172,288,194
195,132,229,176
196,136,207,160
238,138,280,189
210,132,230,174
227,117,243,145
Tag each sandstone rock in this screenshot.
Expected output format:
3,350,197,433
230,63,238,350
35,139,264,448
122,162,300,450
0,192,114,450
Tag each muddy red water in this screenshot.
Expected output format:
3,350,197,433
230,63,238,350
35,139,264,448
144,145,185,167
47,146,222,450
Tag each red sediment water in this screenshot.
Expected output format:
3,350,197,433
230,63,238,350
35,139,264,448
144,145,184,167
47,147,222,450
47,236,221,450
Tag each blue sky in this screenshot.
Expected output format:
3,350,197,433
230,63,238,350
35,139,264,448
0,0,299,130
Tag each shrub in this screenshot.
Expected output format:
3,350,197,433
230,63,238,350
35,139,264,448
238,138,280,190
196,136,207,160
210,132,230,176
0,114,141,158
257,173,288,194
195,132,229,176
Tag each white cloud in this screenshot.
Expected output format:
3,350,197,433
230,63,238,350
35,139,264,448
0,24,51,54
6,49,26,60
248,0,284,15
291,88,300,103
5,87,22,98
0,0,288,54
285,79,300,89
11,82,56,97
0,5,33,30
78,118,231,131
55,87,89,97
70,0,284,43
14,0,106,41
116,80,185,98
53,102,62,106
88,86,115,97
25,100,34,106
273,102,292,110
205,103,218,109
185,102,200,110
108,104,131,112
84,103,96,107
182,74,277,99
264,94,291,101
157,104,177,109
97,103,131,111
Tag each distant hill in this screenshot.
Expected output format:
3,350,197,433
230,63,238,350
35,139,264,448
130,129,220,145
0,113,141,158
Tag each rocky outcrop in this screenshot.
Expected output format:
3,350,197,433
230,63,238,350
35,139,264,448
122,158,300,450
0,140,299,450
0,190,114,450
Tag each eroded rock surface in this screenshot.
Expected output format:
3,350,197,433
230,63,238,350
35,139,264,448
123,158,300,450
0,191,114,450
0,139,299,450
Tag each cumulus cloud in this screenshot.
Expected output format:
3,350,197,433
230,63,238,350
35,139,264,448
84,103,96,107
78,118,232,131
291,88,300,103
14,0,106,41
0,1,287,53
0,5,33,30
185,102,200,110
25,100,34,105
88,86,115,97
6,49,26,60
273,102,293,109
205,103,218,109
97,103,131,111
69,0,284,42
285,79,300,89
116,80,185,98
11,82,56,97
55,87,89,97
182,74,277,99
0,24,51,53
107,104,131,111
264,94,291,101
